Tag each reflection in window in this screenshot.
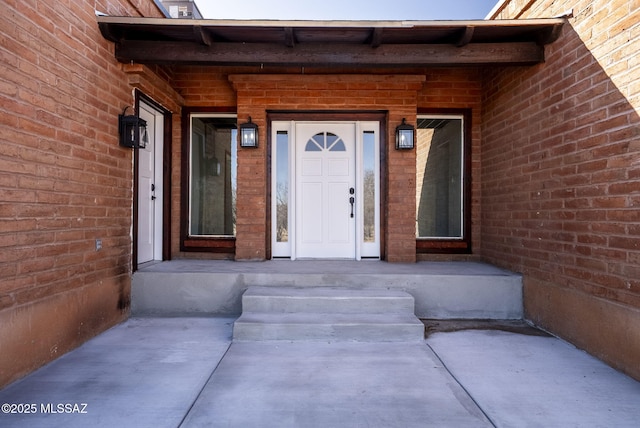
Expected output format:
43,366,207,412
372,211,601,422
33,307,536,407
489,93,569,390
189,116,237,236
416,117,463,238
275,131,289,242
363,131,375,243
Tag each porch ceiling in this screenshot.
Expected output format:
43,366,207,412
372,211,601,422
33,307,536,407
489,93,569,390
97,16,566,67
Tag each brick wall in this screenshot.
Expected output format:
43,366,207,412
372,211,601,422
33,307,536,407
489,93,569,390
229,74,424,262
0,0,170,387
171,68,483,261
482,0,640,379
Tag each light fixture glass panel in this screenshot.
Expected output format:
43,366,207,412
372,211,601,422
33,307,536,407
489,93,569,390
397,129,414,149
241,127,257,147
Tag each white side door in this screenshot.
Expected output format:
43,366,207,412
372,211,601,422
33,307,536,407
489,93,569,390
137,103,163,264
295,123,356,259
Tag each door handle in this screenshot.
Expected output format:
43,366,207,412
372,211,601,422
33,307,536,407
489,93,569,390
349,187,355,218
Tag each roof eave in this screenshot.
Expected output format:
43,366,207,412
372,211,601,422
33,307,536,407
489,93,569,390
97,16,567,67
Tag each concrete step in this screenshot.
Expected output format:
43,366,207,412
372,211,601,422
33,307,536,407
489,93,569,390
233,286,425,342
241,286,416,314
233,312,425,341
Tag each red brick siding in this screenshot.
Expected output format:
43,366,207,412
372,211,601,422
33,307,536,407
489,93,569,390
229,74,424,262
483,0,640,379
172,68,483,262
0,0,169,387
172,66,237,107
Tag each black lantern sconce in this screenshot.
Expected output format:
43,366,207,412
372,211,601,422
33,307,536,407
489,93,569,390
239,116,258,148
119,106,148,149
395,118,415,150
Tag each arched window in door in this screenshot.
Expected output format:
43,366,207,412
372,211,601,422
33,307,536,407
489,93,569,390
305,132,346,152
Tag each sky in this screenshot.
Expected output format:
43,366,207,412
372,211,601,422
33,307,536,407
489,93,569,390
194,0,500,21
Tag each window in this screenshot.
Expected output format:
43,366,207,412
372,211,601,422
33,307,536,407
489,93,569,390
275,131,289,243
416,113,470,253
305,132,346,152
362,130,376,243
188,114,237,237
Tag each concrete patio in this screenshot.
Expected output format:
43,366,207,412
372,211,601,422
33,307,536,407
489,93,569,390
1,317,639,427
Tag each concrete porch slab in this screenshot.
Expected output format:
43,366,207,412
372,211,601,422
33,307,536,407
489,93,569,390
427,330,640,427
181,341,492,427
132,260,523,319
1,317,639,427
0,318,234,428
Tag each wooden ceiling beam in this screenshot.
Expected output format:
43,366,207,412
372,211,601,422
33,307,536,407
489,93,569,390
114,40,545,66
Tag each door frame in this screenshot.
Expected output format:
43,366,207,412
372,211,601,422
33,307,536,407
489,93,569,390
267,111,387,260
133,91,172,271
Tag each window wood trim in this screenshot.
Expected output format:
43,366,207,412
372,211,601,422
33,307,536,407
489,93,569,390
180,107,237,254
416,108,472,254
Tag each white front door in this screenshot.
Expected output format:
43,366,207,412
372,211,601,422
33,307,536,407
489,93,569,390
295,123,356,259
137,102,163,264
271,120,380,260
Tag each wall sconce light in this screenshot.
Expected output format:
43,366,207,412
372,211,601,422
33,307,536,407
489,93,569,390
239,116,258,148
395,118,415,150
118,106,148,149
